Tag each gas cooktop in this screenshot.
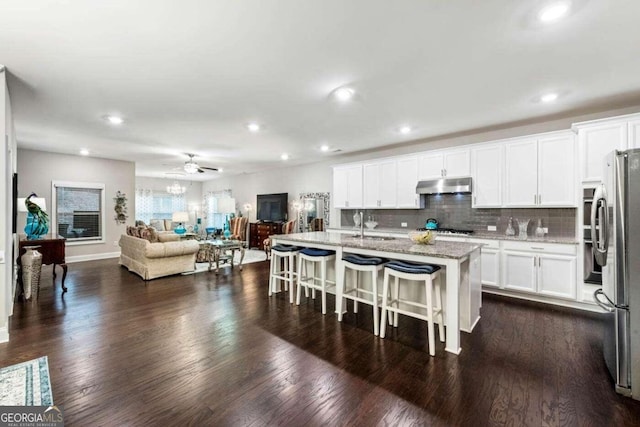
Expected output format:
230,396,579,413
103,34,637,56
416,227,474,236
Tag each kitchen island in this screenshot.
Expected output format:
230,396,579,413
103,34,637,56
271,231,482,354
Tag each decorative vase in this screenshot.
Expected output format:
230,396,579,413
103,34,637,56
21,246,43,300
535,218,545,237
505,217,515,236
353,212,361,228
517,219,530,240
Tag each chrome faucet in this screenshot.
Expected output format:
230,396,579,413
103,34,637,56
359,212,364,238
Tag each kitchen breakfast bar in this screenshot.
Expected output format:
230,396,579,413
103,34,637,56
271,231,482,354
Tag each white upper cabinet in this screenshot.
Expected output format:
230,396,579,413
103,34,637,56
363,160,396,208
444,149,471,178
471,144,502,207
503,132,576,207
629,119,640,149
417,152,444,180
396,156,420,208
332,164,363,209
537,133,576,206
504,138,538,207
575,120,628,182
418,148,470,180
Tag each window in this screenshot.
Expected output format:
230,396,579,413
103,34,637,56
204,190,232,229
52,181,105,244
135,189,186,225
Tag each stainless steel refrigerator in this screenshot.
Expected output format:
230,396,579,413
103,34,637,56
592,148,640,400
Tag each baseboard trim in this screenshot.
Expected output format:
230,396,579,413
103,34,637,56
0,326,9,343
66,251,121,264
483,288,605,313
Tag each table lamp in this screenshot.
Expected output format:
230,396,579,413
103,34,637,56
18,195,49,240
217,198,236,239
172,211,189,234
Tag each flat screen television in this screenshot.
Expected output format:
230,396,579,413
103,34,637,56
256,193,288,222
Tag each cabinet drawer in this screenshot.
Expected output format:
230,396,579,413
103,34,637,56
501,241,576,255
468,238,500,250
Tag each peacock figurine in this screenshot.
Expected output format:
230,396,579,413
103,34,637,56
24,193,49,239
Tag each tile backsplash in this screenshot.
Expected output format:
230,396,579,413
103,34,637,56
340,194,576,238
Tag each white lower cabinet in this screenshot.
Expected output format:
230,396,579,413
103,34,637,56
480,248,500,288
502,251,537,293
500,241,577,300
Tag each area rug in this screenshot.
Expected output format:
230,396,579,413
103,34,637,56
0,356,53,405
187,248,268,274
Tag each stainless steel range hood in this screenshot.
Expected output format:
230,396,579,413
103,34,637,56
416,177,472,194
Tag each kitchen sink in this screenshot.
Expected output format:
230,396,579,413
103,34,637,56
350,235,396,241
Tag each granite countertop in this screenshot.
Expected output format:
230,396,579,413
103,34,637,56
271,231,482,260
327,227,578,245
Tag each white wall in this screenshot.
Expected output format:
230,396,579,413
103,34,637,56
17,149,135,261
203,162,332,224
135,176,203,224
1,67,17,342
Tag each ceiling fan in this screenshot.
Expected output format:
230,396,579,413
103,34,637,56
183,153,218,174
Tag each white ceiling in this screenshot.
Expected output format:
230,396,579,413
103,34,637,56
2,0,640,181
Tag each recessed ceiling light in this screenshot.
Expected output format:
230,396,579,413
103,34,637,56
104,115,124,125
538,2,570,23
320,145,330,152
333,86,355,102
399,126,412,135
281,153,289,161
80,149,89,156
247,123,260,132
540,92,559,103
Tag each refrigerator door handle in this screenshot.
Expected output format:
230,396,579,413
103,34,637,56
594,289,615,312
591,184,609,266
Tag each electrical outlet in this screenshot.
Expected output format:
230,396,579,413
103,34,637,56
401,222,408,228
543,227,548,234
487,225,497,231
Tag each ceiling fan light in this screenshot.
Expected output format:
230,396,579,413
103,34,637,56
184,162,199,174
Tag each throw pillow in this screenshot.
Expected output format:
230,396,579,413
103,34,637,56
126,226,135,236
150,219,165,231
147,227,159,243
137,226,152,242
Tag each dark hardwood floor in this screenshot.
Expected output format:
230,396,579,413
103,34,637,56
2,258,640,426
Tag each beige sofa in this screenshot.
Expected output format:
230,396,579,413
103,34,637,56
119,233,200,280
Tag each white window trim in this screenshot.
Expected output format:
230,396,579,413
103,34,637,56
51,181,106,246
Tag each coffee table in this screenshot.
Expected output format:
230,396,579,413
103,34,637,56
202,239,245,273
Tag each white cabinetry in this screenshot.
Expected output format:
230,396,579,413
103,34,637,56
332,164,363,208
470,238,500,288
503,132,576,207
363,160,396,208
629,119,640,149
396,156,420,208
501,241,577,300
471,144,502,207
418,149,470,179
538,133,576,206
574,120,628,182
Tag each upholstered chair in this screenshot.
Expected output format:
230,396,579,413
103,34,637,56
264,219,297,259
229,217,249,245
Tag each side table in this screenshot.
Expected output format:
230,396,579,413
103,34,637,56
17,235,68,298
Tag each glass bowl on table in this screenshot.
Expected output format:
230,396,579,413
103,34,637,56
408,230,437,245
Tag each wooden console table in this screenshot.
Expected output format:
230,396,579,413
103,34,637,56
18,235,68,297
